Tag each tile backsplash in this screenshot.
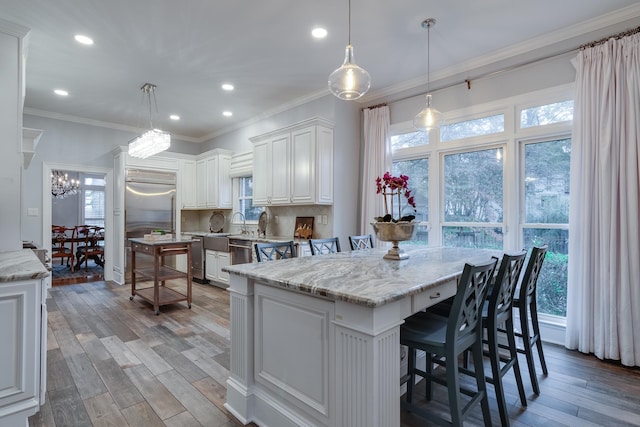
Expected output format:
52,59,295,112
180,206,333,238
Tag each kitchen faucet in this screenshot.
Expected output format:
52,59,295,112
232,211,247,235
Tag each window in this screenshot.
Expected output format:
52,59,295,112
391,86,573,321
442,148,504,249
520,100,573,128
234,176,262,221
440,114,504,142
393,158,429,244
522,138,571,316
81,174,105,227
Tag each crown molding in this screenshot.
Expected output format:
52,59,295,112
23,107,200,143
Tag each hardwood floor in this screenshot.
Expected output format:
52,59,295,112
29,279,640,427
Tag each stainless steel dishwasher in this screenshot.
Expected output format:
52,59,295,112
228,238,253,265
190,235,206,283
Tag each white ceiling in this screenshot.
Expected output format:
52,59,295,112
2,0,640,142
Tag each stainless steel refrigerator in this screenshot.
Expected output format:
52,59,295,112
124,169,176,282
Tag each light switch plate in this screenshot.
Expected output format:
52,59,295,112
27,208,39,216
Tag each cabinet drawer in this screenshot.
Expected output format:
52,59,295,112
411,279,457,313
132,243,152,254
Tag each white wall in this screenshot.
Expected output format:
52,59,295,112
0,20,28,252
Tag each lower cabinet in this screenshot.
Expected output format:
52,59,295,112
0,277,46,426
205,250,230,285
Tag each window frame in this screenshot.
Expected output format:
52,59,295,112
232,175,262,225
79,173,106,227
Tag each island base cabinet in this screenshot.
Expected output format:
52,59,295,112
225,277,406,427
0,279,46,427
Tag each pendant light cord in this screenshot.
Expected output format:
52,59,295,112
427,22,430,94
348,0,352,45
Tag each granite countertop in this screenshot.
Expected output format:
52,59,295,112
0,249,50,282
223,246,500,308
227,234,307,244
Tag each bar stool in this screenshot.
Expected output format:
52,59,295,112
400,258,498,427
476,251,528,426
509,245,549,395
308,237,341,255
255,241,296,262
348,234,374,250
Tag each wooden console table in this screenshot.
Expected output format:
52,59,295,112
129,237,194,315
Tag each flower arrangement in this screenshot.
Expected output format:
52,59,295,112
375,172,416,223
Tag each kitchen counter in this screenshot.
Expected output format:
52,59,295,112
0,249,49,282
227,234,306,244
223,246,500,427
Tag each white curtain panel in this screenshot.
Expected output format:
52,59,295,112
566,32,640,366
360,106,392,235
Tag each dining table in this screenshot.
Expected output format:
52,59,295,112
51,228,104,270
222,245,500,427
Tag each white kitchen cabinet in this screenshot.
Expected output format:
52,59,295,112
181,159,197,208
195,150,232,209
196,159,207,208
0,270,47,426
205,250,230,285
251,117,333,206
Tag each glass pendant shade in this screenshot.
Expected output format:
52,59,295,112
413,94,443,131
128,129,171,158
328,45,371,100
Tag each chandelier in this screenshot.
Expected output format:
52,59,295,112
51,170,80,199
414,18,443,131
128,83,171,159
327,0,371,100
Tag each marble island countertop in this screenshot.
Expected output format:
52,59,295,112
0,249,50,282
224,246,499,307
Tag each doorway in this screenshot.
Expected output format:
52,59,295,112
43,162,113,284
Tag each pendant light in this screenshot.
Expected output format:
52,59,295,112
128,83,171,159
413,18,443,131
328,0,371,100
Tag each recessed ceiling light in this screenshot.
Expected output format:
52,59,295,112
74,34,94,45
54,89,69,96
312,27,327,39
221,83,234,91
223,111,233,117
169,114,180,121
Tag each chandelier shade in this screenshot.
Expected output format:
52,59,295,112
414,18,443,131
128,83,171,159
51,170,80,199
328,0,370,100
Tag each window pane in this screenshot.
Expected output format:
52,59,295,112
442,226,503,249
392,158,428,222
241,199,262,221
523,228,568,317
444,148,503,222
392,158,429,245
521,100,573,128
242,176,253,197
524,139,571,223
390,131,428,151
84,190,105,227
440,114,504,141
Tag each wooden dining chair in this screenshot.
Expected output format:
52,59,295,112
348,234,374,250
51,226,76,272
308,237,341,255
255,241,296,262
76,225,105,270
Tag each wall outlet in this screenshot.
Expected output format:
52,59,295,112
275,215,279,224
322,215,328,225
316,215,322,224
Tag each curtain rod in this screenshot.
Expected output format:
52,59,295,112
580,25,640,49
364,24,640,109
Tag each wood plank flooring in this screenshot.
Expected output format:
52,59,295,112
28,279,640,427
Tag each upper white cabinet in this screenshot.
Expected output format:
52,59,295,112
251,117,334,206
189,149,232,210
181,159,197,209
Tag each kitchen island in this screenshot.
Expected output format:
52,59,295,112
223,246,499,427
